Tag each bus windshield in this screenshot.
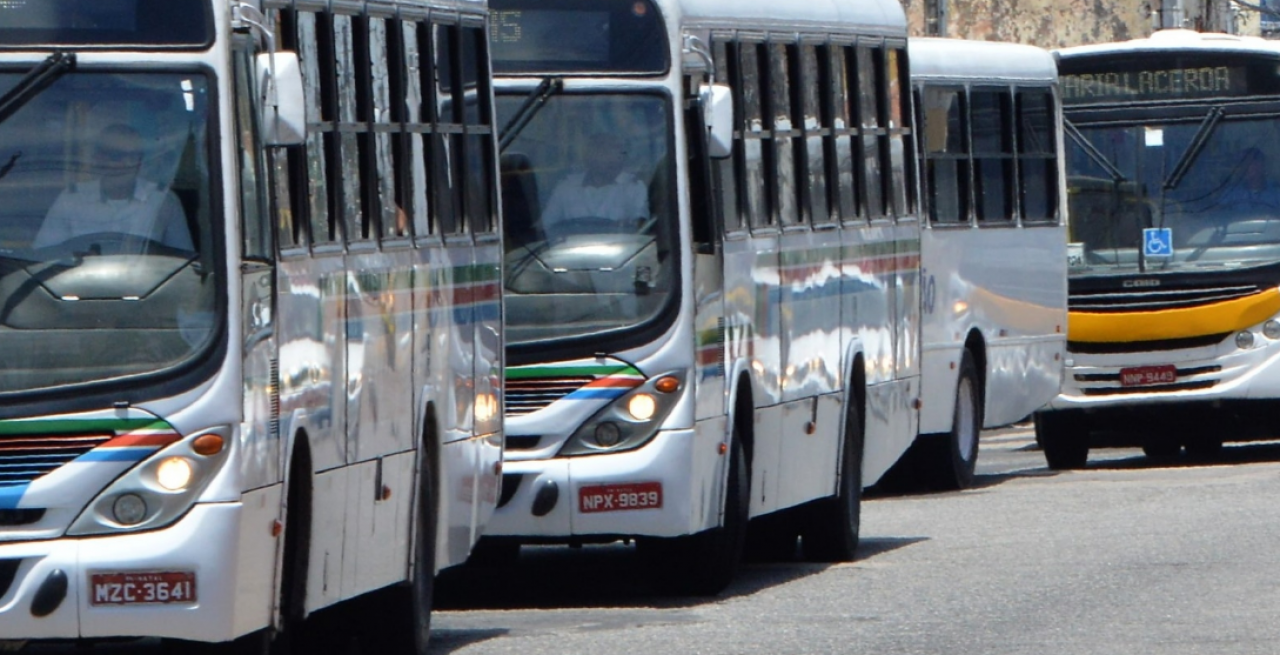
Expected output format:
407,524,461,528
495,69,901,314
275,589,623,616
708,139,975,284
0,70,218,396
497,92,675,347
1066,109,1280,274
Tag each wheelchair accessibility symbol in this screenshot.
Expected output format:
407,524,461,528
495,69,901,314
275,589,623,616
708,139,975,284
1143,227,1173,258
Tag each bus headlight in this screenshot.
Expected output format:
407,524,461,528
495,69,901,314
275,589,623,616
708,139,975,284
1264,320,1280,340
1236,331,1256,350
559,372,685,456
69,426,233,536
156,457,194,491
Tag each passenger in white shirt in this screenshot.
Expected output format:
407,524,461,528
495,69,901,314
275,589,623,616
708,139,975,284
540,132,649,238
34,123,192,251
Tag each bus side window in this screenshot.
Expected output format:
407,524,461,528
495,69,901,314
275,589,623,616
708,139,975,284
299,11,337,244
739,40,769,230
971,87,1014,223
803,42,832,225
1017,87,1058,224
887,46,914,217
433,22,465,236
923,86,969,224
831,44,858,223
334,13,365,243
409,19,436,238
768,41,798,226
854,44,884,220
461,23,497,236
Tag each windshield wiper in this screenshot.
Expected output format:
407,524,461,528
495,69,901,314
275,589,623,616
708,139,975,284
499,76,562,152
0,151,20,182
0,51,76,127
1064,119,1126,183
1163,106,1224,191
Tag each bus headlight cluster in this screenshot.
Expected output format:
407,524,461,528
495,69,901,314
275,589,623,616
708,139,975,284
70,426,233,536
560,372,685,456
1264,320,1280,340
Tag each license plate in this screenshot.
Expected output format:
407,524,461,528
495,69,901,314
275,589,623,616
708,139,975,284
90,571,197,605
1120,365,1177,387
578,482,663,513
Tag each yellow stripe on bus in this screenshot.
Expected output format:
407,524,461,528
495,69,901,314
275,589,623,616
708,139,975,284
1069,288,1280,343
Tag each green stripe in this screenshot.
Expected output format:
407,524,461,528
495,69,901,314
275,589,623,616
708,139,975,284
0,418,169,436
506,364,641,380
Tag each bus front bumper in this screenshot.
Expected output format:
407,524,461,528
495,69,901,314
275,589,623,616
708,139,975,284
486,428,723,540
0,502,253,643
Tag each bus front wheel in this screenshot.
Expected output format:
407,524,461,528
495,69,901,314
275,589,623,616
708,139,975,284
1036,411,1089,470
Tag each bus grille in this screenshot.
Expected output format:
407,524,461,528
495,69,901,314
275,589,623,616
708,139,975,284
1069,283,1264,313
0,432,112,488
505,376,594,416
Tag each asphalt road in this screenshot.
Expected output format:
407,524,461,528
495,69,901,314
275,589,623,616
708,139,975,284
429,424,1280,655
22,424,1280,654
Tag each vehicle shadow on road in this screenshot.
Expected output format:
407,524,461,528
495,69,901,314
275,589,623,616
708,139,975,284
1083,440,1280,470
435,534,922,614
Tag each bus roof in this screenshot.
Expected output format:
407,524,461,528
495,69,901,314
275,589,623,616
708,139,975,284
910,38,1056,84
1056,28,1280,60
666,0,907,35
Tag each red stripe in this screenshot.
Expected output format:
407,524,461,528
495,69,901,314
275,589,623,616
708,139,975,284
101,433,181,449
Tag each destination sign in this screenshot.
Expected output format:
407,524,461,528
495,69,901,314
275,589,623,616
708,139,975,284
0,0,210,48
490,0,667,75
1061,67,1243,103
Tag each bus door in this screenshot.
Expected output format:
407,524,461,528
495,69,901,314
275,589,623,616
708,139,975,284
232,38,282,490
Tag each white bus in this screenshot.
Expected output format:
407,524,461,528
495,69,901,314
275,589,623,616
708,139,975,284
0,0,501,651
482,0,936,594
1036,30,1280,468
886,38,1068,489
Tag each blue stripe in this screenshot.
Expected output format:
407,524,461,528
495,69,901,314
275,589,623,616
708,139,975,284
76,447,156,463
0,485,27,510
565,388,629,400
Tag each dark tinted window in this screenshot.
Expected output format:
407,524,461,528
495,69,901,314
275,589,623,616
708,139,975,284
0,0,211,48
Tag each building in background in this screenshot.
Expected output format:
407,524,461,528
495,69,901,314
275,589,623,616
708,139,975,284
904,0,1273,45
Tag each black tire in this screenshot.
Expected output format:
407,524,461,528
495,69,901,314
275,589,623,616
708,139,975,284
466,537,521,568
1183,433,1224,460
363,447,438,654
1142,437,1182,461
647,423,749,596
919,351,982,491
1036,411,1089,470
801,401,863,562
745,512,799,562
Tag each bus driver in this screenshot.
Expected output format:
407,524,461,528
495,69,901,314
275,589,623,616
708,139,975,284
34,123,193,251
539,131,649,237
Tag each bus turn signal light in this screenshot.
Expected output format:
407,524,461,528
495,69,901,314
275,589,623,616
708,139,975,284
192,434,224,456
654,376,680,393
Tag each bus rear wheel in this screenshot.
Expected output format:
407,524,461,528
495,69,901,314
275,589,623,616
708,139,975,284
800,401,863,562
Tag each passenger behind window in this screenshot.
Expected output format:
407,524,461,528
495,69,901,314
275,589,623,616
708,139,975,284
34,123,193,252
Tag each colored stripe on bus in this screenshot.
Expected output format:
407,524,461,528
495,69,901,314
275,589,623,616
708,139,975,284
1069,289,1280,343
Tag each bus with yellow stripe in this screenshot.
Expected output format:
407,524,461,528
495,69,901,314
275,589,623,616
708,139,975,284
1036,29,1280,468
0,0,501,651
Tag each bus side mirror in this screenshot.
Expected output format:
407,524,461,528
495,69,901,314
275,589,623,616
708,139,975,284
256,51,307,146
700,83,733,159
